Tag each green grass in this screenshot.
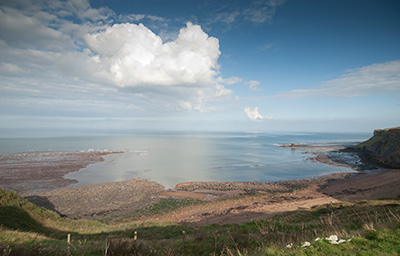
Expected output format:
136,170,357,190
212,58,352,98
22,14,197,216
1,187,400,255
104,198,206,224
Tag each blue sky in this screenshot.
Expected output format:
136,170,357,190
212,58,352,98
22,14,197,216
0,0,399,136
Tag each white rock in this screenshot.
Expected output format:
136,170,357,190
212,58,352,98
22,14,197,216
325,235,338,242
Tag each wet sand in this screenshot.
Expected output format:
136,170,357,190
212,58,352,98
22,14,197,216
0,152,120,194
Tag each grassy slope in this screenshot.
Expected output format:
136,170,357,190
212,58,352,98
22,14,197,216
1,188,400,255
351,127,400,168
356,127,400,148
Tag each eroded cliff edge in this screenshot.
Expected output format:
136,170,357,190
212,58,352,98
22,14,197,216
348,127,400,168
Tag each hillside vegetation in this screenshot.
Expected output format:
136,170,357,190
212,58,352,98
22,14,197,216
350,127,400,168
1,187,400,255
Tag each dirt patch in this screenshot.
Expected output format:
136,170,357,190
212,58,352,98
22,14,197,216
0,152,120,195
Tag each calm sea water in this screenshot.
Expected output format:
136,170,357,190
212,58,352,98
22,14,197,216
0,132,371,188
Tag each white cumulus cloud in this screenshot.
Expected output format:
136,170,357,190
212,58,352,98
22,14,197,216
84,22,221,89
244,106,264,121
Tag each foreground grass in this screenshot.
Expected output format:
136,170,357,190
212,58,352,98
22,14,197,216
1,188,400,255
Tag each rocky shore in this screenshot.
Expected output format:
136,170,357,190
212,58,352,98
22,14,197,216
0,152,121,194
174,173,350,194
26,178,164,220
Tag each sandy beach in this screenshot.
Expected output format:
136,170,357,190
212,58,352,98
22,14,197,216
1,147,399,225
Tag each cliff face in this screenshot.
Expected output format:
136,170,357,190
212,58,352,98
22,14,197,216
352,127,400,168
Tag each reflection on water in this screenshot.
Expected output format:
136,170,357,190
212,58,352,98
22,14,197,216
60,132,370,188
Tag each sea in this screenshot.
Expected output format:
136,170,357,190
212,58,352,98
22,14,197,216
0,132,372,189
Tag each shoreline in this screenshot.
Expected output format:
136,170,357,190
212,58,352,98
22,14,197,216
1,145,399,225
280,142,379,171
0,151,123,195
0,144,358,195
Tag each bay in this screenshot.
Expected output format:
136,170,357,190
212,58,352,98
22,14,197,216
0,132,371,188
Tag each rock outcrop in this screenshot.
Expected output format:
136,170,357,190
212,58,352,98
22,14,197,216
350,127,400,168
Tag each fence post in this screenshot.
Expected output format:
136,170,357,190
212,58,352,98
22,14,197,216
67,233,71,256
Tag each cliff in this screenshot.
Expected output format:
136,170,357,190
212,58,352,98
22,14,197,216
350,127,400,168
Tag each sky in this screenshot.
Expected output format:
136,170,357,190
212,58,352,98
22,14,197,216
0,0,399,136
